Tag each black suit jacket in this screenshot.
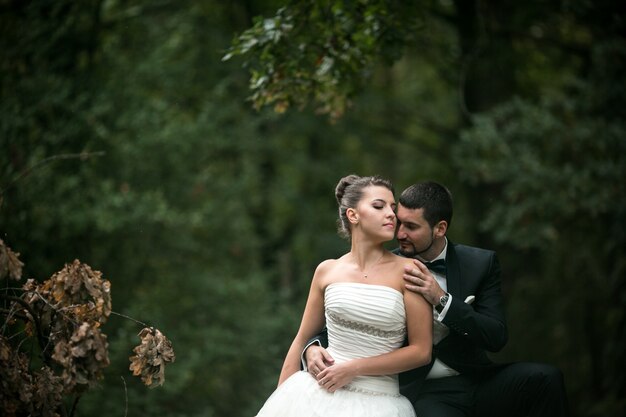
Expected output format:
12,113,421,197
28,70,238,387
305,241,508,403
397,242,507,402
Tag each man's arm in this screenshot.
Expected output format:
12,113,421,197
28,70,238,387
301,329,335,376
300,329,328,370
441,252,507,352
404,250,507,352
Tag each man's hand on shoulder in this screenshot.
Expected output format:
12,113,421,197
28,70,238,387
403,259,445,306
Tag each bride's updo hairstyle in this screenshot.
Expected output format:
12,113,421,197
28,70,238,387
335,174,394,239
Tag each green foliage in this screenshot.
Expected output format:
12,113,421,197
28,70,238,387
2,0,625,416
453,40,626,415
455,92,624,249
225,1,626,415
224,0,425,119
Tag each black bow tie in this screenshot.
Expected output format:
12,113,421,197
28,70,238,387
424,259,446,275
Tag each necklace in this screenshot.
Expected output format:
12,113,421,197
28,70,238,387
361,251,386,279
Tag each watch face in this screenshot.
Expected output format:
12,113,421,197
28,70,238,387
435,294,449,313
440,294,449,306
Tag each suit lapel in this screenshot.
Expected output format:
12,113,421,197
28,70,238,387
445,241,462,297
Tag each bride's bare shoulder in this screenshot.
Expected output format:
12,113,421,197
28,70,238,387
389,252,413,269
315,258,339,273
312,255,348,283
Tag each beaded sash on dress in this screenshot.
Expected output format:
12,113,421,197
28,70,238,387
324,283,406,396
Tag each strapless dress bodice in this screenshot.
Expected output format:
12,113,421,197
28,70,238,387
325,282,406,396
255,281,415,417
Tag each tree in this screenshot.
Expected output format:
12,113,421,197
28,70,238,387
0,239,175,416
4,0,622,415
224,0,426,120
453,42,626,414
226,1,626,415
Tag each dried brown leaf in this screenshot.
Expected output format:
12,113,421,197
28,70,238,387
51,322,110,391
38,260,112,325
129,327,175,388
0,238,24,281
0,336,35,415
32,367,63,417
0,337,62,416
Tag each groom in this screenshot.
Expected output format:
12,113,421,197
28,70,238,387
304,181,569,416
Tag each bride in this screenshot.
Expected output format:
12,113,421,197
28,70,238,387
256,175,432,417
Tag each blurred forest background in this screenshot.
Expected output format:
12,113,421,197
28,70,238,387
1,0,624,416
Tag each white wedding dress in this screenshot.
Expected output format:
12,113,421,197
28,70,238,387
256,282,416,417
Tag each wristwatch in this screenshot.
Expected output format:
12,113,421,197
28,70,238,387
435,293,450,313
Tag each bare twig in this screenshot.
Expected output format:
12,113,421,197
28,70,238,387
0,151,106,196
121,376,128,417
69,395,82,417
110,311,150,328
31,290,79,326
0,294,47,350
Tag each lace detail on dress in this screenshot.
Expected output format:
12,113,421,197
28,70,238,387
343,383,401,397
328,312,406,338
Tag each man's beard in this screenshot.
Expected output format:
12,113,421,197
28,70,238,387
398,242,417,257
397,235,434,258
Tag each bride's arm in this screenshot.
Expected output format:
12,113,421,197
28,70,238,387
357,288,432,374
277,261,329,385
316,277,432,392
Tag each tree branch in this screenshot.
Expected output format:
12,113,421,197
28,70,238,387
110,311,150,328
0,294,47,354
1,151,106,196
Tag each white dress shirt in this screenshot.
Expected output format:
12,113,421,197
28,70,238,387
418,238,460,379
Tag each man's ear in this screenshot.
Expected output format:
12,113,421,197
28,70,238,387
346,208,359,225
434,220,448,237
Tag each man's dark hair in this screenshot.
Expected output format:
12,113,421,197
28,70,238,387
398,181,453,228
